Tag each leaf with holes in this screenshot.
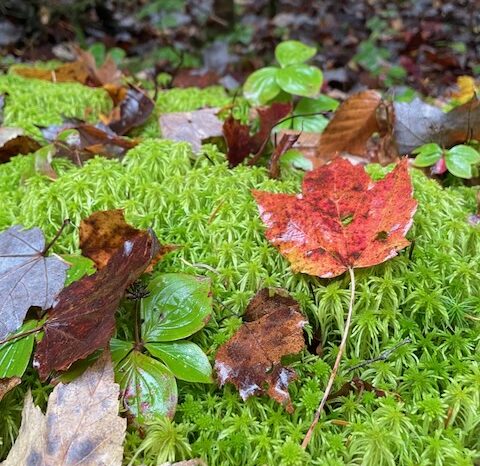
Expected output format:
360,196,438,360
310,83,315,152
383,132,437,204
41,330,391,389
253,158,417,278
215,288,306,412
0,226,69,340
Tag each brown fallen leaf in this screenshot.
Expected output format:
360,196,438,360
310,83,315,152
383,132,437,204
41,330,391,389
0,127,41,164
105,86,155,136
159,108,224,152
3,351,126,466
0,377,20,401
75,48,122,86
80,209,174,271
34,230,159,380
313,90,382,167
214,288,306,412
393,96,480,154
12,61,90,84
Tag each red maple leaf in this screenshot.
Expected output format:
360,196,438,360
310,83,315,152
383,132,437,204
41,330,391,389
253,158,417,278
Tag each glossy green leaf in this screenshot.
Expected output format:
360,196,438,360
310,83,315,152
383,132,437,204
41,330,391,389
291,96,338,132
62,254,96,286
243,67,281,105
146,341,212,383
413,143,443,167
114,350,177,421
0,320,38,378
276,64,323,97
275,40,316,67
142,273,212,342
445,152,473,178
447,145,480,164
280,149,313,171
110,338,134,364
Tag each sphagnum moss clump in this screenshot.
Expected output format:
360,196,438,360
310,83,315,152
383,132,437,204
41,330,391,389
0,79,479,465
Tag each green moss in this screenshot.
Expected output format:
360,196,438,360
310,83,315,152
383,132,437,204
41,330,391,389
156,86,230,113
0,74,112,139
0,81,479,465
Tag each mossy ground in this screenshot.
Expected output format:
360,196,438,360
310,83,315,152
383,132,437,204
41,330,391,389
0,75,479,466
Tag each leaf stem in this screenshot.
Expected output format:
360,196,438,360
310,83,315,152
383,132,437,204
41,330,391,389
0,326,43,347
301,266,356,449
42,219,70,255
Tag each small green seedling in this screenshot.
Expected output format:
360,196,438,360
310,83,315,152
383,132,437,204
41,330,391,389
413,143,480,179
243,40,323,106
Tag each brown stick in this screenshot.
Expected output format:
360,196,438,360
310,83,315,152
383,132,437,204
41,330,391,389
302,266,356,449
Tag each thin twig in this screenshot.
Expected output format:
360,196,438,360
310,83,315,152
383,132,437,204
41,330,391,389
42,219,70,255
0,326,43,347
179,257,220,274
302,266,356,449
344,337,412,374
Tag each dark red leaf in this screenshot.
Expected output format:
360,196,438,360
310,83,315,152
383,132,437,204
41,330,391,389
34,230,159,380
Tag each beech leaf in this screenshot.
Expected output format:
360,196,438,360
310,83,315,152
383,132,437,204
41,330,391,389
253,158,417,278
34,230,159,380
0,226,69,340
2,351,126,466
214,288,306,412
313,90,382,165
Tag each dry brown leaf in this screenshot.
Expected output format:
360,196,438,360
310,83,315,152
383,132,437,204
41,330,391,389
0,128,41,164
12,62,90,84
313,90,382,167
215,288,306,412
0,377,20,401
3,351,126,466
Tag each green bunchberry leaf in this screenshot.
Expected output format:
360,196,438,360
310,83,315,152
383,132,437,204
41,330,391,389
88,42,106,67
276,64,323,97
275,40,316,67
108,48,126,66
291,96,338,132
445,151,473,178
280,149,313,171
413,143,443,167
110,338,134,364
447,144,480,164
62,254,96,286
0,320,38,378
145,341,212,383
115,350,177,421
243,67,281,105
141,273,212,342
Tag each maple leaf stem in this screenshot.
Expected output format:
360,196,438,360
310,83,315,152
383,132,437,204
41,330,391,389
42,219,70,255
301,266,356,450
0,325,43,347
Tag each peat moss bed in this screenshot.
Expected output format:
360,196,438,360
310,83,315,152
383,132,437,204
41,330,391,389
0,75,480,466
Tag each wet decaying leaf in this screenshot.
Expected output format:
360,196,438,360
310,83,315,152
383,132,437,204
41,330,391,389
0,376,20,401
106,86,155,135
313,90,382,165
215,288,306,412
393,96,480,154
159,108,224,153
80,209,174,271
3,351,126,466
0,226,69,340
75,48,122,86
253,158,417,278
0,127,41,164
34,230,159,380
223,102,292,167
